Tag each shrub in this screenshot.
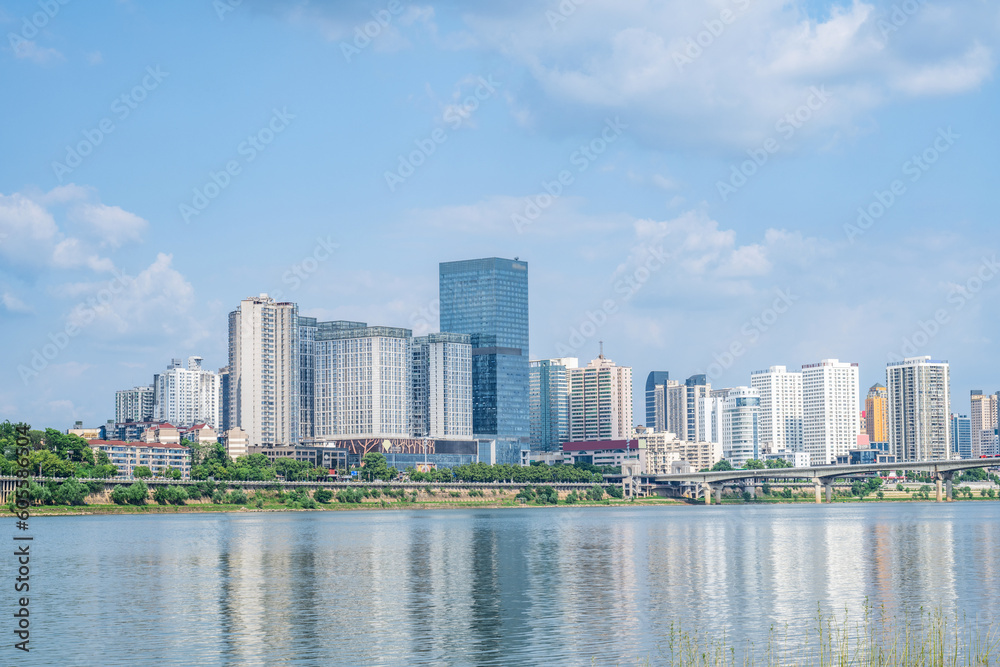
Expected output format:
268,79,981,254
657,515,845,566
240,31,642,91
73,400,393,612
314,489,333,503
110,485,129,505
587,485,604,502
607,484,624,499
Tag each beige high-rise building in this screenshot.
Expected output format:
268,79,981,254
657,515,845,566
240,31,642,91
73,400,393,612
568,351,633,441
228,294,300,447
636,427,722,473
887,356,951,462
970,390,998,457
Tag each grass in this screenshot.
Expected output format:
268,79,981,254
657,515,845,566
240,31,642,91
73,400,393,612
645,603,997,666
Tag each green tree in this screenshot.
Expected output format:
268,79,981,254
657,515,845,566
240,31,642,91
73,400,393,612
361,452,392,481
607,484,624,499
587,485,605,502
743,459,766,470
133,466,153,479
54,478,89,506
314,488,333,503
765,458,793,469
711,459,734,472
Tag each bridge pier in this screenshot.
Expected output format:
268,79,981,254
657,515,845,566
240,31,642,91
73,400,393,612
826,484,833,504
946,476,953,502
936,478,943,503
715,485,722,505
814,480,822,504
813,477,835,504
703,483,712,505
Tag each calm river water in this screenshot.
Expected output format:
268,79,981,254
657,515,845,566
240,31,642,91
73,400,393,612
19,503,1000,665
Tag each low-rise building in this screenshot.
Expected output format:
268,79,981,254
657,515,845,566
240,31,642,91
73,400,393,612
180,423,218,445
560,439,644,471
87,440,192,479
764,450,811,468
143,423,180,445
636,428,722,473
224,427,249,460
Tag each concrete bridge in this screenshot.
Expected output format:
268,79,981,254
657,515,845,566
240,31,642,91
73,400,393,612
642,457,1000,504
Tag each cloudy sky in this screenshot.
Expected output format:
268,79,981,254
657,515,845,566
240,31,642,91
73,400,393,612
1,0,998,429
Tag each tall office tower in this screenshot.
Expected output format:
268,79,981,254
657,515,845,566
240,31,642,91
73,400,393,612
645,371,670,428
439,257,529,464
886,356,951,462
529,357,578,451
865,383,889,445
228,294,300,447
751,366,803,454
218,366,230,433
568,352,634,441
722,387,760,467
802,359,861,465
703,387,731,444
115,385,154,423
950,414,972,458
152,356,221,428
412,333,473,439
969,390,998,457
683,375,712,443
298,317,317,441
314,321,412,439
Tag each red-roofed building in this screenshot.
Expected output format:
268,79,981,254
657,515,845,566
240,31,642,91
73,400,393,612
142,423,180,445
88,440,192,479
180,423,218,445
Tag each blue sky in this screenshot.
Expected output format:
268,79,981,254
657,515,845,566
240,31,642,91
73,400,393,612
1,0,998,429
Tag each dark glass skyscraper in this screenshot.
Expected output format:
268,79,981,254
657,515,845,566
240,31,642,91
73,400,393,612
645,371,670,428
440,257,528,464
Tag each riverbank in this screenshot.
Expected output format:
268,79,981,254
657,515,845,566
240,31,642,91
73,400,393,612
23,493,1000,516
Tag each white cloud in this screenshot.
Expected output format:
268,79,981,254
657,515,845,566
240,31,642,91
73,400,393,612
0,185,146,273
447,0,999,150
9,38,64,65
65,253,205,344
1,290,33,313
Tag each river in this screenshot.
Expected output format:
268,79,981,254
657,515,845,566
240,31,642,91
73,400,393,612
21,502,1000,665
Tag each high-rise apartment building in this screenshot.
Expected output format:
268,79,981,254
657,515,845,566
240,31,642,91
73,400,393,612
887,356,951,461
314,322,412,439
529,357,577,451
950,413,971,459
645,371,670,429
970,390,998,457
298,316,317,441
439,257,529,464
865,383,889,445
703,387,731,445
568,352,633,442
802,359,860,465
115,385,154,423
722,386,760,467
681,375,711,443
228,294,300,447
218,366,230,433
153,356,221,428
411,333,473,439
750,366,803,454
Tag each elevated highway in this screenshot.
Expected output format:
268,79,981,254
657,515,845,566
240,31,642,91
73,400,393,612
641,457,1000,504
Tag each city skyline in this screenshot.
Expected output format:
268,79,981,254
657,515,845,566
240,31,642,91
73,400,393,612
2,1,998,433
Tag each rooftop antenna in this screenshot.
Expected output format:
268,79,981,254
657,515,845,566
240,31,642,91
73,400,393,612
599,340,604,359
